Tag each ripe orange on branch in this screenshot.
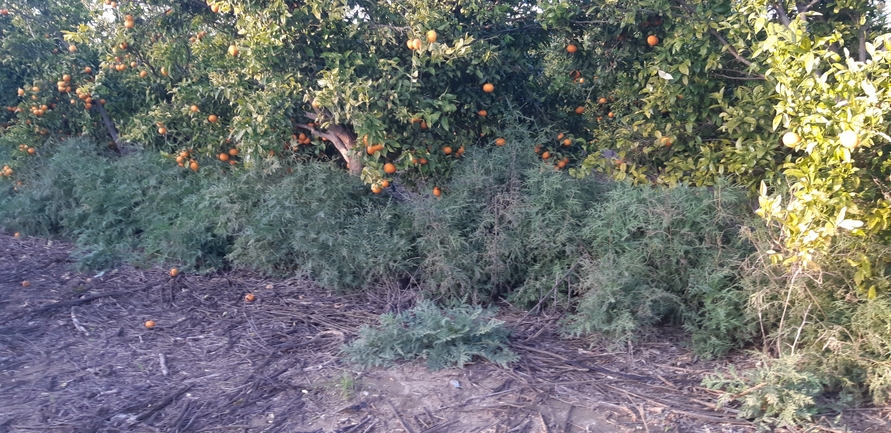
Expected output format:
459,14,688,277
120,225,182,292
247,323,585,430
482,83,494,93
647,35,659,46
383,162,397,174
566,44,577,53
782,132,801,147
426,30,437,43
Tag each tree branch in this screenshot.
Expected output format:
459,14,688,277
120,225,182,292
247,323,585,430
297,112,362,175
711,72,765,81
858,22,868,63
708,29,754,67
774,2,792,27
673,0,756,68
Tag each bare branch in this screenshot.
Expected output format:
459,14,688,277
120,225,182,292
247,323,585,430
859,22,868,63
711,72,766,81
774,2,792,27
708,29,754,67
296,112,362,175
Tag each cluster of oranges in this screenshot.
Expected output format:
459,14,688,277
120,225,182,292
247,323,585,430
407,30,437,51
1,165,13,177
56,74,73,94
73,87,101,110
17,144,36,155
174,149,201,171
104,0,120,9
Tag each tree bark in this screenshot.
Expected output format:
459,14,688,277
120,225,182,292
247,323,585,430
297,112,362,175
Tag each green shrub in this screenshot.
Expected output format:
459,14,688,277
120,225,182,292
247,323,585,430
223,162,415,291
703,354,825,429
342,300,517,371
562,183,757,357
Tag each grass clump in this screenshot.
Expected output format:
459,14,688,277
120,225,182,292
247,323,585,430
342,300,517,371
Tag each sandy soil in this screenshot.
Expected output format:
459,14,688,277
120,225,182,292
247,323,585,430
0,233,888,433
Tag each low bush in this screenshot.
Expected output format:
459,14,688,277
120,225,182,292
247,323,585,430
342,300,517,371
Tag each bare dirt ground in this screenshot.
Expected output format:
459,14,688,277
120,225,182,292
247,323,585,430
0,232,889,433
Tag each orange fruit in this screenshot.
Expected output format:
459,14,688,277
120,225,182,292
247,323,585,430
782,132,801,147
383,162,397,174
244,293,256,302
598,97,607,104
227,45,238,56
406,39,415,50
426,30,437,43
169,267,179,277
442,146,452,155
660,137,673,146
124,20,134,29
211,4,221,13
557,133,564,140
482,83,494,93
566,44,577,53
68,44,77,52
371,184,382,194
839,130,859,149
27,147,35,155
412,38,422,50
456,146,465,156
219,153,230,161
190,105,199,112
541,151,551,160
433,186,442,197
229,148,239,156
495,137,506,146
21,280,30,287
158,127,167,135
120,42,128,50
139,70,147,77
608,111,615,118
574,106,585,114
14,232,20,238
84,66,92,74
144,320,155,329
207,114,218,123
189,161,199,171
647,35,659,46
478,109,487,117
381,180,390,188
563,139,572,146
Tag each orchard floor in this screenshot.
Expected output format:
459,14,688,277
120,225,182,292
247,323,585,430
0,233,888,433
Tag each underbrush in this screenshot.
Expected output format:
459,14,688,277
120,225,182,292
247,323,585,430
2,134,891,427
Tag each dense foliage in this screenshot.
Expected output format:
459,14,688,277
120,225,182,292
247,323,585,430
4,0,891,427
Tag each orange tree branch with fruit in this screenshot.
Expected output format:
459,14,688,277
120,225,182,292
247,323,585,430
539,0,891,293
49,0,553,189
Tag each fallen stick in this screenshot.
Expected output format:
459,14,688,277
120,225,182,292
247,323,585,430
386,398,416,433
135,385,193,422
0,284,154,325
70,307,89,336
159,353,169,376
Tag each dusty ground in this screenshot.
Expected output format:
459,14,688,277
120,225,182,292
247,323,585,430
0,232,888,433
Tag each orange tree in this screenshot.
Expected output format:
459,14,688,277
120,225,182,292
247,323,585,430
540,0,891,274
0,0,98,166
48,0,555,186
